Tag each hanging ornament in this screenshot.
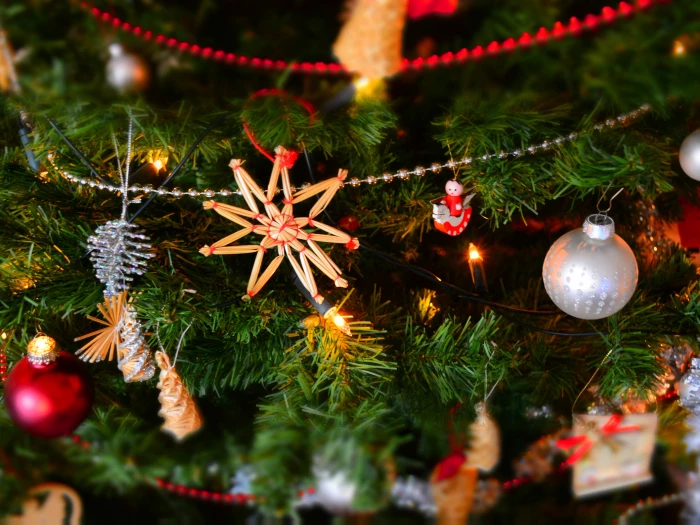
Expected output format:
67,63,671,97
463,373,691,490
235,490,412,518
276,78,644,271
557,413,657,497
311,461,359,514
542,213,638,320
0,29,20,94
463,402,500,473
106,42,150,93
118,304,156,382
74,292,155,383
88,220,154,297
155,350,202,441
200,148,359,303
431,181,475,236
338,215,361,233
7,483,83,525
4,335,94,438
333,0,408,80
430,453,478,524
679,130,700,181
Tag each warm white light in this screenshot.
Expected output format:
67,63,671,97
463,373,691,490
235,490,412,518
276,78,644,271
153,159,164,170
674,39,686,56
354,77,370,90
324,307,352,336
469,243,481,261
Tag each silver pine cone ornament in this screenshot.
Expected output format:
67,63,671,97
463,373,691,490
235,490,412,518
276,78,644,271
88,219,155,296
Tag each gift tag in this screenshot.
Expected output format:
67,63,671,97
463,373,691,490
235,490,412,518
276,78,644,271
562,413,657,497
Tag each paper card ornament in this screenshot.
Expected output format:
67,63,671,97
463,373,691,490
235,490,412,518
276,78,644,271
558,413,657,497
7,483,82,525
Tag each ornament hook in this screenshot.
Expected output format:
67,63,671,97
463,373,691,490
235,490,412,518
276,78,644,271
596,186,624,215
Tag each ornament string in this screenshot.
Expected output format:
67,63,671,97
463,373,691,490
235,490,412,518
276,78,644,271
241,88,316,165
79,0,668,76
596,186,625,215
156,321,193,370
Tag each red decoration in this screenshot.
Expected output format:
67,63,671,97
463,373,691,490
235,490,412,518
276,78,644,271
407,0,457,19
434,452,467,481
678,195,700,250
338,215,361,232
80,1,666,75
556,414,640,465
4,350,94,438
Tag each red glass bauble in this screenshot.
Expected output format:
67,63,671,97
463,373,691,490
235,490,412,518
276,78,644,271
4,351,94,438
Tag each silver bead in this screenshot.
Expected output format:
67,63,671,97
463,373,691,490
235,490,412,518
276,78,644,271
188,188,200,197
679,130,700,181
129,185,141,192
382,172,394,182
301,183,311,190
414,166,425,177
157,188,167,196
171,188,183,198
204,189,215,198
396,169,409,180
97,183,105,190
348,178,360,187
445,159,456,169
568,132,578,141
542,214,638,320
88,181,97,188
366,175,377,185
78,179,88,185
430,163,442,173
142,185,153,194
527,146,536,154
512,149,522,157
498,151,507,159
606,119,615,128
219,189,231,197
462,157,472,165
106,43,150,93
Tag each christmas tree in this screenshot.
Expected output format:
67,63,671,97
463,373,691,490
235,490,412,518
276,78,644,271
1,0,700,522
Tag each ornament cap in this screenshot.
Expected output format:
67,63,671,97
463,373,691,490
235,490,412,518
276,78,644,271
27,335,59,365
582,214,615,240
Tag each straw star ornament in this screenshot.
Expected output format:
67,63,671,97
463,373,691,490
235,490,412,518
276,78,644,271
200,147,359,303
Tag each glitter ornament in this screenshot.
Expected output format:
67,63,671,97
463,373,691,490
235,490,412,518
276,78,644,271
87,219,154,297
679,130,700,181
106,43,150,93
155,351,202,441
4,335,94,438
117,305,155,382
542,214,638,320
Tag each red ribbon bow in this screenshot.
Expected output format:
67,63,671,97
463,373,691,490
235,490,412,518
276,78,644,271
556,414,640,465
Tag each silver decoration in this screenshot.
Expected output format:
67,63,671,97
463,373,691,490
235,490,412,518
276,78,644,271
106,43,150,93
392,476,436,515
543,214,638,320
88,220,155,297
679,130,700,181
117,305,155,382
229,465,256,502
680,359,700,413
525,405,553,419
682,471,700,524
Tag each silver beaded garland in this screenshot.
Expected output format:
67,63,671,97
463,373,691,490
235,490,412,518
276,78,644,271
680,130,700,181
542,214,638,320
87,219,155,297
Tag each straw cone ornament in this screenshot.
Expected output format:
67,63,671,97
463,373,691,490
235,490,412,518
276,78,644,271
155,351,202,441
201,147,359,303
0,29,20,93
464,403,500,473
333,0,408,79
430,461,478,525
75,292,155,383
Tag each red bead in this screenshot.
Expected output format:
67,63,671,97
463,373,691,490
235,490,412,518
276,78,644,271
91,7,100,17
568,17,582,32
238,56,249,65
202,47,213,57
307,487,315,494
440,51,454,63
552,21,566,38
584,14,600,28
111,17,121,27
601,6,617,20
471,45,484,58
121,22,131,31
486,41,500,54
179,42,189,52
618,1,633,15
101,13,110,22
535,27,550,42
155,35,166,44
4,351,94,438
456,48,469,60
637,0,652,9
190,45,201,55
167,38,177,48
518,32,532,46
251,57,262,67
214,50,225,60
133,27,142,36
225,53,235,63
502,38,516,51
224,494,234,502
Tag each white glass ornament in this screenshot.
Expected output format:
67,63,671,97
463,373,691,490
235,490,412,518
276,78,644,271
106,43,150,93
312,464,357,514
543,214,638,320
680,130,700,181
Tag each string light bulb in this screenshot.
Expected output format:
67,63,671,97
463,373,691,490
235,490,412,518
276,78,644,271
468,243,489,294
324,307,352,337
469,244,481,261
153,159,164,171
673,39,686,56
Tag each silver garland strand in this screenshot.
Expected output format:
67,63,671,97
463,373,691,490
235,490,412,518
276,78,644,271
118,305,155,382
88,220,154,296
679,358,700,522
